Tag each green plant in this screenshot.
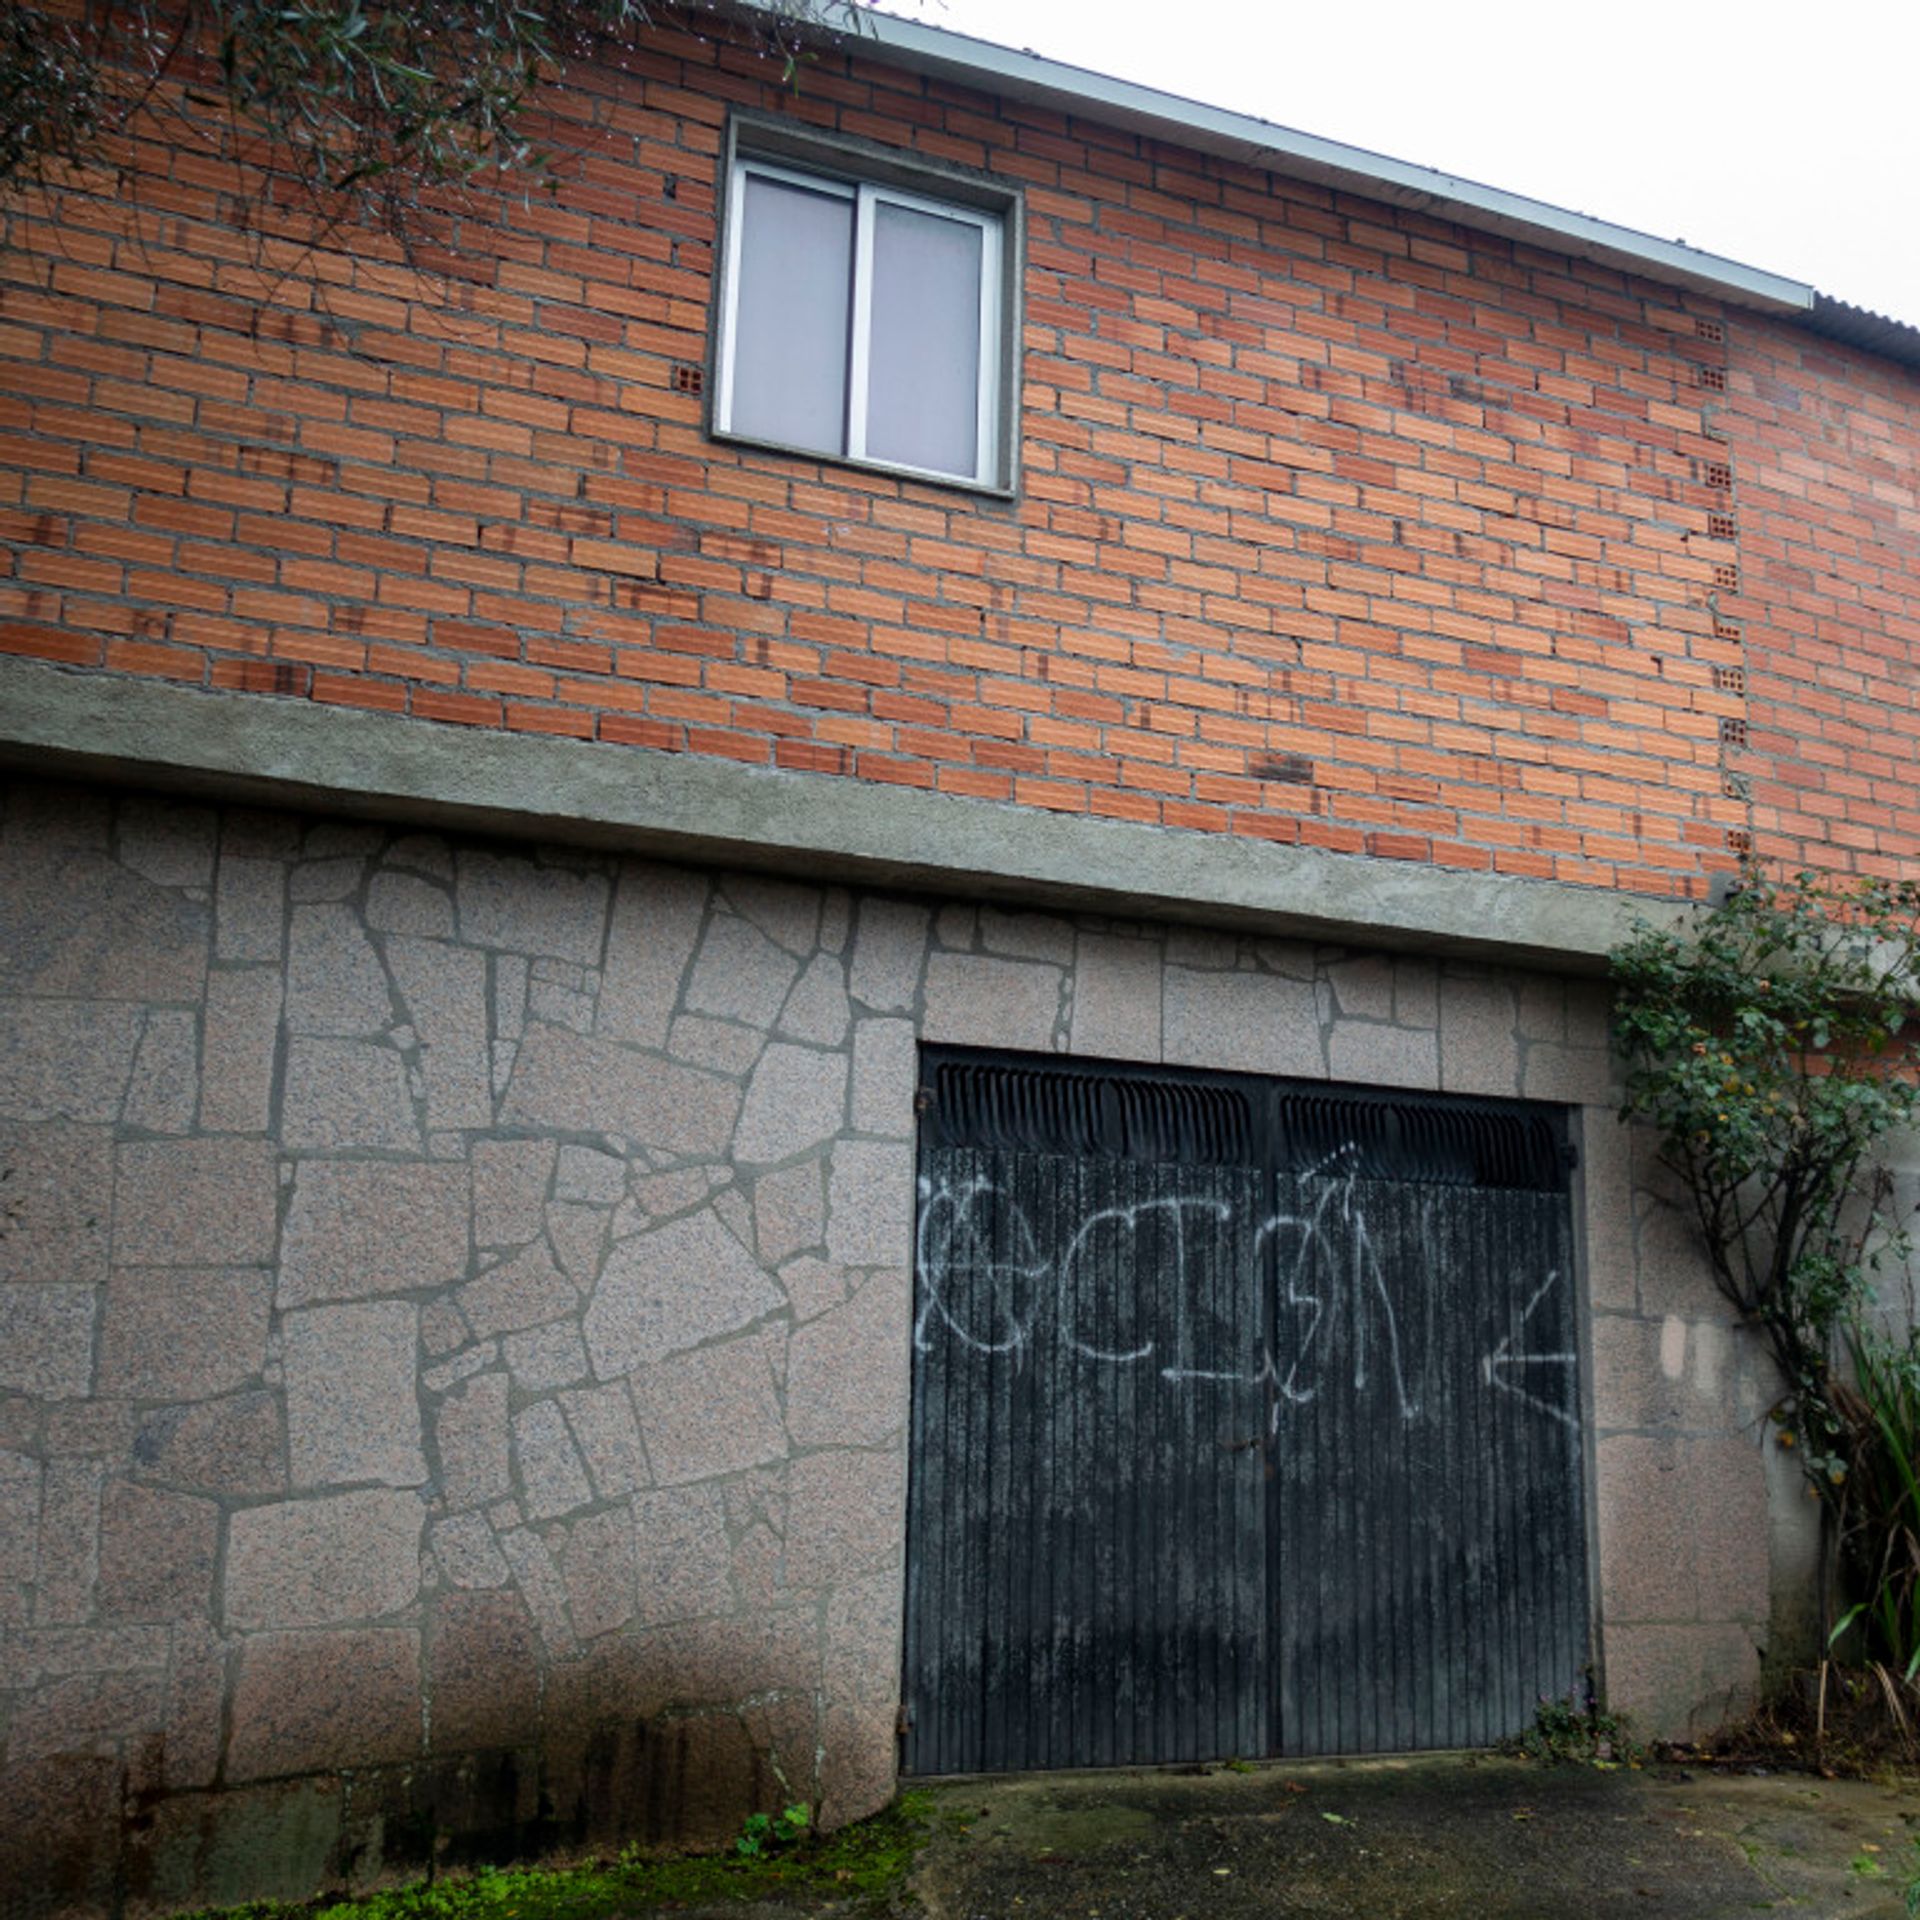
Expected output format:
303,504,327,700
1612,866,1920,1509
1512,1689,1638,1766
1,0,864,239
1826,1315,1920,1703
735,1800,811,1858
179,1791,934,1920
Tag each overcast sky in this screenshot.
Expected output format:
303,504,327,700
870,0,1920,327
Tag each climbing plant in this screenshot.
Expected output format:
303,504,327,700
1611,865,1920,1652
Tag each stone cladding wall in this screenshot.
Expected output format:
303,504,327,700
0,776,1786,1916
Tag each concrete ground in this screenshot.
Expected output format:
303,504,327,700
898,1755,1920,1919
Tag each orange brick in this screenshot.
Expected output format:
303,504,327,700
505,703,594,738
412,688,503,727
0,622,104,666
313,673,407,712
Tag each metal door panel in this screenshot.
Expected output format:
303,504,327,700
904,1052,1587,1774
1270,1171,1584,1755
906,1146,1268,1772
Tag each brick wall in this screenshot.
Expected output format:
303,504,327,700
0,12,1761,895
1722,315,1920,880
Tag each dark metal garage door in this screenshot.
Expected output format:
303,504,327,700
902,1048,1588,1774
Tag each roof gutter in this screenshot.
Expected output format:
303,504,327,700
833,7,1815,316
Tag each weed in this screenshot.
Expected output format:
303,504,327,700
1511,1689,1641,1767
736,1801,811,1858
1831,1320,1920,1699
176,1790,936,1920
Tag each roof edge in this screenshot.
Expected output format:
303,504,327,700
838,6,1815,315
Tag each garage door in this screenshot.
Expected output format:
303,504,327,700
902,1048,1589,1773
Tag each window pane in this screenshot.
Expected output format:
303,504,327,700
865,200,984,479
729,173,854,455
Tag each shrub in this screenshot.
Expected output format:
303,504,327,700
1612,865,1920,1666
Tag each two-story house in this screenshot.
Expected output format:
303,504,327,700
3,6,1919,1912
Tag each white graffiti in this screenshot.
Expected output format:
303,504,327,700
1479,1270,1579,1429
913,1159,1435,1422
1255,1165,1420,1421
917,1158,1575,1430
912,1174,1050,1356
913,1179,1234,1369
1056,1196,1233,1362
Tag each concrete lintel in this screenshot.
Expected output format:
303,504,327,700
0,660,1679,969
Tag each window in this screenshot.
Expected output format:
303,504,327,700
714,129,1017,494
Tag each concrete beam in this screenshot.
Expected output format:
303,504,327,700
0,659,1681,969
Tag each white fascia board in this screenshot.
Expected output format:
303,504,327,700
840,7,1815,316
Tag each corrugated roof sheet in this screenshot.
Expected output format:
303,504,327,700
1803,295,1920,371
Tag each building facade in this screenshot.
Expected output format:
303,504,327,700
2,7,1917,1913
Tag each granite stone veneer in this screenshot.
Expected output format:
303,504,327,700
0,778,1798,1916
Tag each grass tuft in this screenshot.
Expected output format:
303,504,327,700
177,1791,937,1920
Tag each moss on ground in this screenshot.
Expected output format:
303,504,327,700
181,1792,936,1920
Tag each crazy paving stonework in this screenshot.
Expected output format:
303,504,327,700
0,776,1791,1916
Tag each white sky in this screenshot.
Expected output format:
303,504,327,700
872,0,1920,327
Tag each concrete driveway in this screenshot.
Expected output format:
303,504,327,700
904,1754,1920,1919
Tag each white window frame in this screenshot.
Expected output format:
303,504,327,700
713,149,1012,494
